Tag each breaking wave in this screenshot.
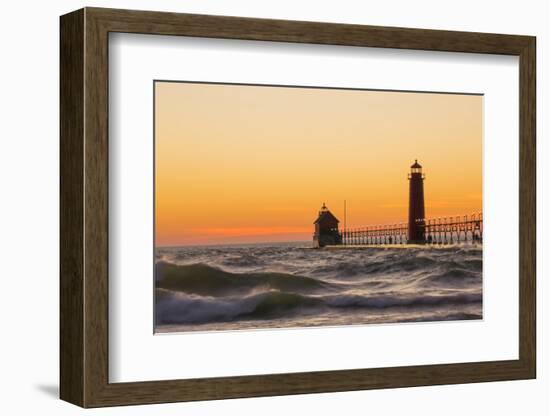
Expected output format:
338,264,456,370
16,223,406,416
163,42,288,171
156,285,482,325
156,262,334,296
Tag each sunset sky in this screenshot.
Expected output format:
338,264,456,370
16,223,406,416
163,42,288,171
155,82,482,246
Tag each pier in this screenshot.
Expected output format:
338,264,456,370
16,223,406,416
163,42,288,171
313,160,482,247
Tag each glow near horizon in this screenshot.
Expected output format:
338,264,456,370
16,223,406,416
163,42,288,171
155,82,482,246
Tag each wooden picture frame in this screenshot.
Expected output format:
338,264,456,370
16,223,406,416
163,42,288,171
60,7,536,408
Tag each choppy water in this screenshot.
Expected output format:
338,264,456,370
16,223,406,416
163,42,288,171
155,242,482,333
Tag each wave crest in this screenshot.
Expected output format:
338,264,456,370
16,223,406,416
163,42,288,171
156,261,334,297
156,289,324,324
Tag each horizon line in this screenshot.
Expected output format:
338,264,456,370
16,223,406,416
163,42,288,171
156,240,311,249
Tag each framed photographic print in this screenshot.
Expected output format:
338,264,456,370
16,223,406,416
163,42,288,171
60,7,536,408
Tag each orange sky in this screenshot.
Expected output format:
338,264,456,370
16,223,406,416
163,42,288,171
155,82,482,246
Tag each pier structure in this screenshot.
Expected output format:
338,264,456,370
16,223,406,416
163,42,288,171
313,160,483,247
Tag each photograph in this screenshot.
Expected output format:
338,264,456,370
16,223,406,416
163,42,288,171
154,81,483,333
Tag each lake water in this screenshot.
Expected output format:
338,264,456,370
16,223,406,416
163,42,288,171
155,242,482,333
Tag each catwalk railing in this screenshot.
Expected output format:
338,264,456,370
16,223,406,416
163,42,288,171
338,213,483,245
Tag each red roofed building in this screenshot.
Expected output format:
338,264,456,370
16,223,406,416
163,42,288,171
313,203,342,247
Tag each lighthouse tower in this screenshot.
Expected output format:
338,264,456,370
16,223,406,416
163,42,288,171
407,160,426,243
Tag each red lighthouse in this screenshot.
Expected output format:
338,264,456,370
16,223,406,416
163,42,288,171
408,160,426,243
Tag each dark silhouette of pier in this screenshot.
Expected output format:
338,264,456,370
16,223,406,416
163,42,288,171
313,160,483,247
